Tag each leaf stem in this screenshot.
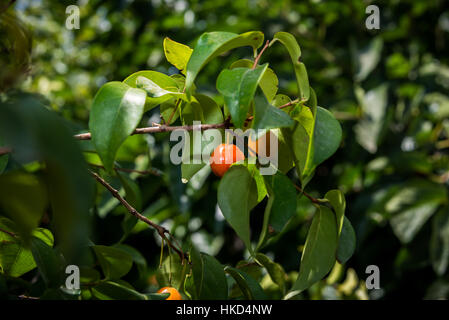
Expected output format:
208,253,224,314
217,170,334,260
252,40,270,69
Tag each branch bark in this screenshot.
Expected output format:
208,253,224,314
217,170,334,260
89,170,187,261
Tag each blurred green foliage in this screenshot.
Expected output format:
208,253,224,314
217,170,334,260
0,0,448,300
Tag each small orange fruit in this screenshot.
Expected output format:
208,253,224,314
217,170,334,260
209,143,245,177
157,287,182,300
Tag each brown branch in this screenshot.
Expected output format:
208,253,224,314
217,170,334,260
0,227,17,238
74,122,227,141
0,147,12,156
89,170,187,261
293,184,324,205
252,40,270,69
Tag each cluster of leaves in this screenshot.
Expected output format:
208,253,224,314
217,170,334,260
2,0,449,300
0,17,355,299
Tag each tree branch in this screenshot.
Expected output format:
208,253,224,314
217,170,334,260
293,184,326,205
88,170,187,261
0,227,17,238
74,122,227,140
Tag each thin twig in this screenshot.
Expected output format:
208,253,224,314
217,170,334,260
293,184,323,205
74,122,227,140
89,170,187,261
0,227,17,238
0,147,12,156
18,294,39,300
252,40,270,69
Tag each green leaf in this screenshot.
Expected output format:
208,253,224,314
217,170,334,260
185,31,264,97
91,281,147,300
89,81,146,172
217,165,258,254
255,253,286,293
313,107,342,167
0,218,54,277
0,93,93,261
217,64,268,128
230,59,278,102
93,245,133,280
0,171,48,241
225,266,267,300
324,190,346,235
292,206,338,293
323,190,355,263
190,247,227,300
354,84,388,153
281,89,317,186
156,253,188,291
30,236,62,288
264,171,297,233
252,95,294,131
257,171,296,250
430,208,449,276
0,136,8,174
145,292,171,300
136,76,184,101
271,32,310,101
351,37,383,82
388,180,447,244
336,217,356,264
114,244,147,280
163,37,193,75
117,171,142,211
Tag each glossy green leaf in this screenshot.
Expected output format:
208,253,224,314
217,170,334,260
388,180,447,244
217,64,268,128
0,218,54,277
30,236,62,288
252,95,294,131
230,59,278,102
185,31,264,97
93,245,133,280
324,189,355,264
91,281,147,300
264,171,297,233
0,171,48,241
255,253,286,293
190,247,227,300
163,37,193,75
336,217,356,264
430,209,449,276
281,89,317,186
89,81,146,172
293,206,338,292
225,266,267,300
272,32,310,101
136,76,184,102
313,107,342,167
217,165,258,254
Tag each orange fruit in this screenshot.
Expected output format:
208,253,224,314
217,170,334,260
157,287,182,300
209,143,245,177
